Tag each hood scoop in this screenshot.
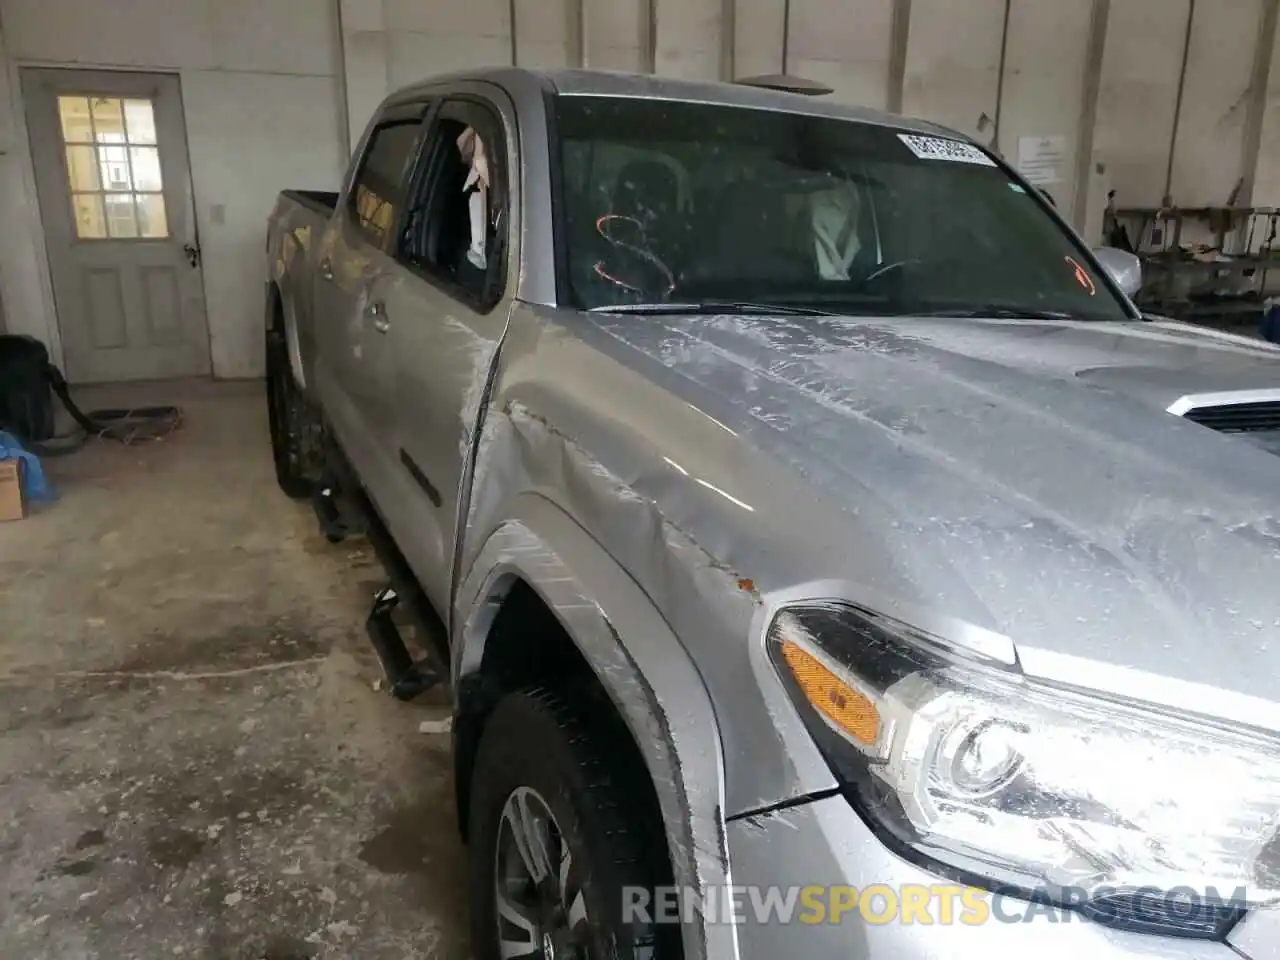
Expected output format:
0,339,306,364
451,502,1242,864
1169,392,1280,433
1169,393,1280,453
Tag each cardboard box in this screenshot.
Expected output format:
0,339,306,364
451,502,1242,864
0,459,26,522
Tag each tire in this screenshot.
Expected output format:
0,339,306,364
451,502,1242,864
468,690,664,960
265,325,314,500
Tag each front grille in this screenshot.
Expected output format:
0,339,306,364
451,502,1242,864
1183,401,1280,433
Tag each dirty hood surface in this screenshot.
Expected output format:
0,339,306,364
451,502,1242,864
583,310,1280,728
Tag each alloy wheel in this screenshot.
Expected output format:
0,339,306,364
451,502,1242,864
493,786,592,960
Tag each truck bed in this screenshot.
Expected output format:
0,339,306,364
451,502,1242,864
280,189,339,216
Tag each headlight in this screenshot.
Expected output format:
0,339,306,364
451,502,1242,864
769,602,1280,937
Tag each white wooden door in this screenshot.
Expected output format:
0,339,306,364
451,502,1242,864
22,69,210,384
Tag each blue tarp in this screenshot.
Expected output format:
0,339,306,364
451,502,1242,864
1262,300,1280,344
0,431,55,502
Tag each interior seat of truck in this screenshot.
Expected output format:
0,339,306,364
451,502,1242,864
683,179,816,289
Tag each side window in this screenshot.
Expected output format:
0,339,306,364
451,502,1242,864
349,119,421,248
396,99,509,309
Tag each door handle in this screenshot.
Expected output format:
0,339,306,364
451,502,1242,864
182,243,201,268
366,300,390,333
319,258,335,282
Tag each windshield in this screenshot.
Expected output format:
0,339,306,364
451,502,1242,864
552,96,1131,321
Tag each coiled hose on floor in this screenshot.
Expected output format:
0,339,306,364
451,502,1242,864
33,365,183,455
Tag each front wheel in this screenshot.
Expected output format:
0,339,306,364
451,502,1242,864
265,325,314,499
468,691,663,960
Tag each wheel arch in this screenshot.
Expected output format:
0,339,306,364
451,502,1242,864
266,277,306,392
453,493,740,960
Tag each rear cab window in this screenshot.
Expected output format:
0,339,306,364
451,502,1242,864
349,117,423,250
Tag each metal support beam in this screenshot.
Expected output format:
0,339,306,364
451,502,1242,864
1070,0,1111,232
643,0,657,72
780,0,792,74
508,0,519,66
1240,0,1280,206
721,0,736,80
567,0,585,67
887,0,913,113
1162,0,1197,206
332,0,352,161
991,0,1013,155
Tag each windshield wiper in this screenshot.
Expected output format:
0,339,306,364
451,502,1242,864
589,299,833,317
915,306,1081,321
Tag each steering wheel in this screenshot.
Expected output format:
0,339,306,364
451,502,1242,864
860,257,924,286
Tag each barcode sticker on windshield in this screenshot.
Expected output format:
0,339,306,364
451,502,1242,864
897,134,996,166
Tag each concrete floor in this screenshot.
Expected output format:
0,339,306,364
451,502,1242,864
0,380,469,959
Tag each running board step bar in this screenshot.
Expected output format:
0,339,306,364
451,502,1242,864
314,430,452,701
310,476,366,544
366,584,444,701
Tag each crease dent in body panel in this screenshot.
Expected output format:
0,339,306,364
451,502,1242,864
455,331,500,464
492,399,764,599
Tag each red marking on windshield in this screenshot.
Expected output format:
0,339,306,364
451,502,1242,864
1065,256,1096,296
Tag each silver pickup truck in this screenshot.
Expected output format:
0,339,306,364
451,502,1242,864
265,67,1280,960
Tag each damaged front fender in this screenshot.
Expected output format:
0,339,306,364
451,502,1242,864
454,498,740,960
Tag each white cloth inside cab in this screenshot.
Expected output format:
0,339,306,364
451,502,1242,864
811,186,863,280
457,126,491,270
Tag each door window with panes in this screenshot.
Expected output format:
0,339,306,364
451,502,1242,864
397,100,509,308
57,95,167,240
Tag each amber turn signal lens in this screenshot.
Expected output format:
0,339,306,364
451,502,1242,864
780,639,881,746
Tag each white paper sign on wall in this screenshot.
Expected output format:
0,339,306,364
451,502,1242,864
1017,135,1067,185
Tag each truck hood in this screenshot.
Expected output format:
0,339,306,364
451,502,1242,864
582,311,1280,730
